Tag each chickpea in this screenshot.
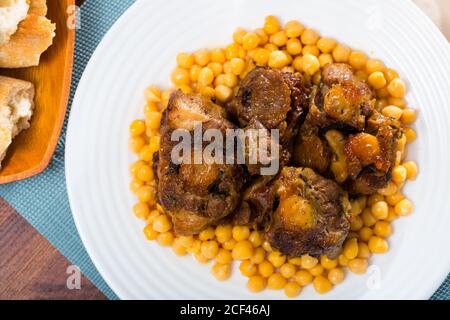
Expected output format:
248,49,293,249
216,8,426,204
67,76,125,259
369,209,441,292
214,224,232,243
284,282,302,298
178,235,195,248
222,238,237,251
247,275,267,292
211,48,226,63
318,53,333,67
250,247,266,264
357,242,371,259
310,264,324,276
361,208,377,227
328,268,345,285
270,30,288,47
366,59,385,74
157,232,174,246
338,254,349,267
258,260,275,278
194,49,211,66
343,238,359,259
143,224,158,241
280,263,297,279
348,258,368,274
133,202,150,220
294,270,313,286
320,256,338,269
401,108,417,124
268,251,286,268
359,227,374,242
374,221,392,238
212,263,231,281
285,20,304,38
313,276,332,294
177,52,194,69
286,38,302,55
349,51,367,69
267,273,287,290
332,44,350,62
200,240,219,259
368,71,387,89
268,50,290,69
248,230,263,247
395,199,414,216
172,239,187,256
386,191,405,206
199,227,215,241
387,78,407,98
215,248,233,264
300,254,318,269
302,54,320,75
153,214,172,233
302,45,320,57
263,15,281,35
368,236,389,254
233,28,246,44
317,37,337,53
232,240,254,260
301,28,319,45
402,161,418,180
371,201,389,220
392,165,407,184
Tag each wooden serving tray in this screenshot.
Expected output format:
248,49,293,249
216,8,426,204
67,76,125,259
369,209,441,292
0,0,75,184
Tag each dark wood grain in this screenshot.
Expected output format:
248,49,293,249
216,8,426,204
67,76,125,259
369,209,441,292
0,198,106,300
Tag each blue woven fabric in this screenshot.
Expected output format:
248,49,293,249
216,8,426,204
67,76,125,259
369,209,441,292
0,0,448,300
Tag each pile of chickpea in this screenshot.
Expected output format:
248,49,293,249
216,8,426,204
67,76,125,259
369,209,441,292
128,16,418,298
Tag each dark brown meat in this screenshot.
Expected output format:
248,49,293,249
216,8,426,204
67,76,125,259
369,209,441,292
344,112,402,194
267,167,351,258
227,67,309,145
230,175,276,227
309,63,375,131
157,91,247,235
293,120,331,173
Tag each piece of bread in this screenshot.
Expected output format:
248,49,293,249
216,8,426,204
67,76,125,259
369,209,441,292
0,12,55,68
0,75,35,166
28,0,47,16
0,0,30,45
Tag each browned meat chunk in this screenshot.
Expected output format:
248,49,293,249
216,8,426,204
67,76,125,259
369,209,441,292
227,67,309,145
157,91,247,235
344,112,402,194
293,120,331,173
267,167,351,258
309,63,375,131
230,175,275,227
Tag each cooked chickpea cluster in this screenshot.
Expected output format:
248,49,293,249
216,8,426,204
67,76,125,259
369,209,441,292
128,15,418,298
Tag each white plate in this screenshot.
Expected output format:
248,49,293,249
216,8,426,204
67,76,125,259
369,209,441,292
66,0,450,299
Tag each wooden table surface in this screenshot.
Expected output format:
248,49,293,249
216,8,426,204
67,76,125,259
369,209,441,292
0,0,448,300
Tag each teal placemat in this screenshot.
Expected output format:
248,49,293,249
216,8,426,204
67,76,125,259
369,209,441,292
0,0,448,300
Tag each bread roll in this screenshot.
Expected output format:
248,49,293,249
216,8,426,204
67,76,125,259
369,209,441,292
0,75,34,166
28,0,47,16
0,0,30,45
0,12,55,68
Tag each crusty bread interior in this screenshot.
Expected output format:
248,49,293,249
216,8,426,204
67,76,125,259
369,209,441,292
0,12,55,68
0,0,30,45
28,0,47,16
0,75,35,166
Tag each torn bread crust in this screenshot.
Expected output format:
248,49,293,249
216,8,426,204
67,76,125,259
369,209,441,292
0,0,30,45
0,76,35,166
28,0,47,16
0,12,55,68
